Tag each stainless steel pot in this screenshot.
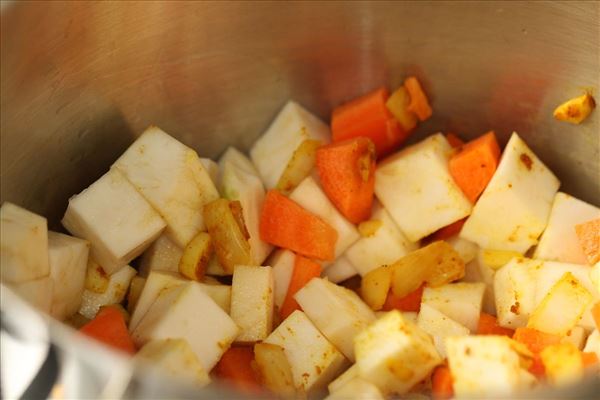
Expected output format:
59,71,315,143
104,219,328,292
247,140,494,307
1,1,599,398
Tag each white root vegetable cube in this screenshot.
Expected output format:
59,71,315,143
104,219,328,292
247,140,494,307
446,336,533,397
354,310,441,395
562,326,587,350
113,126,219,248
62,169,166,274
129,271,187,331
198,283,231,314
375,133,472,242
417,303,470,359
79,265,136,319
583,330,600,358
138,235,182,277
327,364,359,394
290,176,360,260
345,204,418,276
132,282,239,372
7,276,53,313
264,310,348,393
230,265,274,343
199,158,218,186
295,277,376,361
534,192,600,265
47,231,90,320
323,256,358,283
326,377,384,400
527,272,593,335
250,101,331,189
421,282,486,332
461,132,560,253
135,338,210,387
446,236,478,265
269,249,295,308
219,147,273,264
0,202,49,283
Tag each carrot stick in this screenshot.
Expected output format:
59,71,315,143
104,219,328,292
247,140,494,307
427,218,467,242
260,190,337,261
448,131,501,203
513,327,562,377
477,312,514,337
381,285,424,312
446,133,465,148
404,76,433,121
214,346,262,394
80,306,136,354
331,87,410,157
316,137,376,224
575,219,600,265
432,365,454,399
280,255,322,319
582,352,599,368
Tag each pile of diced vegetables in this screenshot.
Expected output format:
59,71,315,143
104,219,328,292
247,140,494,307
1,77,599,399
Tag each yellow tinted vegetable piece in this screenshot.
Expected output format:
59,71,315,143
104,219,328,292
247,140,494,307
178,232,213,281
553,93,595,124
276,137,321,195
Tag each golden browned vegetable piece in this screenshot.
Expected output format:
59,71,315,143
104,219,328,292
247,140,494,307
553,93,595,124
254,342,297,398
276,138,322,195
178,232,213,281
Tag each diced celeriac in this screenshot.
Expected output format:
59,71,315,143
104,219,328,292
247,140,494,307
62,168,166,274
326,377,384,400
79,265,136,319
132,282,239,372
230,265,274,343
295,277,376,361
127,276,146,313
534,192,600,265
344,204,417,276
197,283,231,314
460,132,560,253
583,330,600,358
199,158,218,186
417,303,470,358
375,133,472,242
250,101,331,189
264,310,347,393
323,256,358,283
562,326,587,350
138,235,182,278
218,147,273,265
112,126,219,248
269,249,295,309
253,342,296,397
354,310,441,395
479,249,522,270
446,336,534,397
0,202,49,283
135,338,210,387
327,365,359,394
421,282,485,332
47,231,90,320
205,255,228,276
446,236,478,265
289,176,360,260
7,276,53,313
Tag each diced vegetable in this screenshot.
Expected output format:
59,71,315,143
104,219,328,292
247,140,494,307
381,285,424,312
197,282,231,313
354,310,442,395
562,326,587,350
295,277,376,361
127,276,146,313
323,256,358,283
460,132,560,253
431,365,454,400
0,202,49,283
214,347,262,394
445,133,465,148
47,231,89,320
135,338,210,387
328,365,359,394
280,255,322,319
254,342,296,397
84,258,110,293
199,157,219,185
62,168,166,274
422,282,485,332
80,305,136,354
276,139,322,195
264,310,348,394
513,327,563,354
138,234,182,277
331,87,408,157
203,198,253,273
575,218,600,265
534,193,600,265
316,137,376,224
540,343,584,386
445,236,478,265
583,330,600,358
386,86,418,133
479,249,522,270
477,313,514,337
289,176,360,260
375,134,472,242
404,76,433,121
417,303,470,358
132,282,239,371
79,265,136,320
7,276,53,313
268,249,296,309
593,302,600,330
553,93,596,124
260,190,337,261
112,127,219,248
326,377,384,400
360,265,393,310
178,232,212,281
527,272,593,335
230,265,274,343
428,218,466,242
448,131,501,203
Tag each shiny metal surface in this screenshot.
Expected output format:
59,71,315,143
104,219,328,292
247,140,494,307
1,1,599,398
